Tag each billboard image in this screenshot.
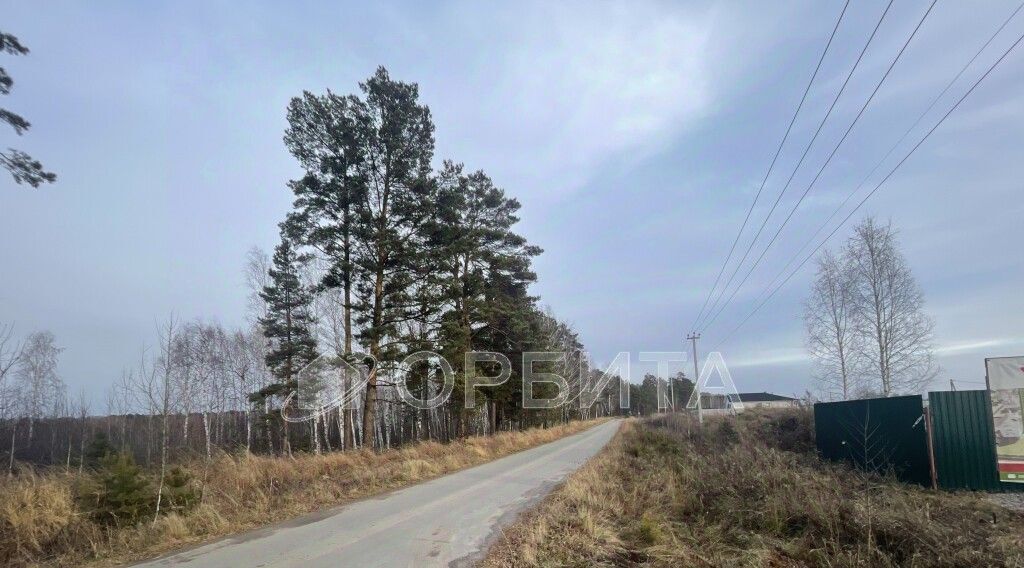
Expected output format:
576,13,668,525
987,356,1024,483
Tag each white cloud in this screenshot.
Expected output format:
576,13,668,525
425,1,713,200
728,348,809,369
935,337,1024,356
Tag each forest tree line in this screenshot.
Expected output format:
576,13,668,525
0,68,692,472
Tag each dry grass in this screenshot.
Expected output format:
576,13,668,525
484,411,1024,567
0,418,604,567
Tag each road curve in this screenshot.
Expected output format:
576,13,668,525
134,419,620,568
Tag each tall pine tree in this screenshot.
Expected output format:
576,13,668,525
283,90,363,357
430,161,541,433
349,67,436,448
252,232,319,454
283,91,364,449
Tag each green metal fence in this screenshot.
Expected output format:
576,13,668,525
814,390,1024,491
929,390,1024,492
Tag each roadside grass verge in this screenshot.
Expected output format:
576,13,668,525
483,411,1024,567
0,418,605,567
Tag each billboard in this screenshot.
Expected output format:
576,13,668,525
987,356,1024,483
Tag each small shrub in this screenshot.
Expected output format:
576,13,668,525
740,408,815,453
631,515,664,546
83,432,116,469
715,419,740,446
161,467,200,515
81,453,155,526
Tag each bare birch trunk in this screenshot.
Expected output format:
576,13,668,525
202,411,212,461
8,423,17,475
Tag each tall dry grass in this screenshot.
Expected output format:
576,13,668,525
0,418,603,567
484,410,1024,567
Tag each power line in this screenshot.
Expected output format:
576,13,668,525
701,0,938,333
690,0,851,330
725,0,1024,321
712,27,1024,350
695,0,895,330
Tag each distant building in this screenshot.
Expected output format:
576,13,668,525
700,391,800,411
736,392,800,409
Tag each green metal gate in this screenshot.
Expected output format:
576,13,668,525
814,395,931,486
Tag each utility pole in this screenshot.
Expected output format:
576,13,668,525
670,375,676,412
687,332,702,426
669,371,676,412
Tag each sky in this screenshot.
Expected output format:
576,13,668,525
2,0,1024,404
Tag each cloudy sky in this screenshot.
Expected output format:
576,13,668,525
3,0,1023,402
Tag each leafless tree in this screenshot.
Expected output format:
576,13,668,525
127,348,159,466
184,322,225,462
245,246,272,327
0,323,23,471
4,330,64,472
51,388,72,472
107,371,131,452
0,322,23,383
804,249,863,400
224,329,264,454
304,255,361,449
538,308,583,428
15,331,64,443
75,389,91,475
169,322,201,448
846,217,937,396
304,256,347,357
151,315,178,522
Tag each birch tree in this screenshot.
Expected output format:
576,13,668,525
245,246,273,327
0,324,22,466
75,389,90,474
846,217,937,396
15,331,63,442
188,322,224,461
804,249,862,400
150,316,177,521
224,329,264,454
0,322,21,383
170,325,198,447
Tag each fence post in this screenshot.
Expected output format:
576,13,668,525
924,407,938,490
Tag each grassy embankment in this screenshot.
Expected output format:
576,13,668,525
484,411,1024,567
0,418,605,567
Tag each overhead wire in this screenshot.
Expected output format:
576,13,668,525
689,0,851,330
695,0,896,330
727,0,1024,322
711,26,1024,350
701,0,939,333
